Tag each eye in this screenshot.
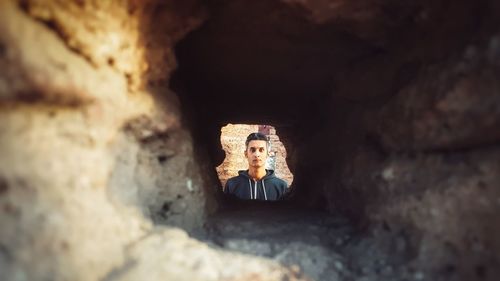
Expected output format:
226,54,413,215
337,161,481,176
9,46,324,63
250,148,256,153
259,148,264,152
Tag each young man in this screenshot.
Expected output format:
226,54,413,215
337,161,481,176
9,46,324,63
224,132,288,200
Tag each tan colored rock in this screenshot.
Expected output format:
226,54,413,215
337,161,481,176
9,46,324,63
0,1,216,280
113,227,309,281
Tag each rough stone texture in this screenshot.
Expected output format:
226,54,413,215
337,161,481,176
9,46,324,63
216,124,259,187
0,1,317,280
0,1,225,280
335,35,500,279
216,124,293,188
321,25,500,281
101,227,308,281
20,0,206,89
206,203,432,281
340,145,500,280
109,123,211,231
267,127,294,186
369,38,500,151
3,0,500,280
175,0,500,280
207,205,353,281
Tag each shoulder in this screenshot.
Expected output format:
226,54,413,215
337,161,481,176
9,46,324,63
227,175,245,185
225,175,246,190
269,177,288,188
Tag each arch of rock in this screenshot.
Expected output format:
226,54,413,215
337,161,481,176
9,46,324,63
0,1,499,280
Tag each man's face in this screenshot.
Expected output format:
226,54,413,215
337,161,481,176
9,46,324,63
244,140,268,168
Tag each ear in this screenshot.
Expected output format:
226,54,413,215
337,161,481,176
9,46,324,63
244,150,248,158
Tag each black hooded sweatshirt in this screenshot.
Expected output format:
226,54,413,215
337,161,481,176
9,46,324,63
224,169,288,200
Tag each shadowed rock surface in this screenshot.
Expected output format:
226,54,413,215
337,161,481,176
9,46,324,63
1,0,499,280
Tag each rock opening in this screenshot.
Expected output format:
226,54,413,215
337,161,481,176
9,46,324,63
1,0,499,280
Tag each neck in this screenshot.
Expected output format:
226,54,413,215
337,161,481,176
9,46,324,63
248,167,266,180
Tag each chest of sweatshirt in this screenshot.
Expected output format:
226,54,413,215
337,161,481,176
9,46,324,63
231,178,281,200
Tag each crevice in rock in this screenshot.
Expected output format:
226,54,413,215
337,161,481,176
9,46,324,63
18,3,95,67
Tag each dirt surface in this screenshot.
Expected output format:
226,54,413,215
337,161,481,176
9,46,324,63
203,203,432,281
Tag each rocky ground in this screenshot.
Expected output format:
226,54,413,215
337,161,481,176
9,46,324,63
201,202,451,281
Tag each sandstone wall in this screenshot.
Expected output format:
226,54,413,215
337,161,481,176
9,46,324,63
173,1,500,278
3,0,500,280
322,34,500,280
0,0,208,279
268,127,294,186
0,1,306,280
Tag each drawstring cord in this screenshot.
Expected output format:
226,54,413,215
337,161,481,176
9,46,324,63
248,178,268,201
254,180,257,200
262,180,268,200
248,179,253,199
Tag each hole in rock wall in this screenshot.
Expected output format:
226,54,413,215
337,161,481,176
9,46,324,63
216,123,294,192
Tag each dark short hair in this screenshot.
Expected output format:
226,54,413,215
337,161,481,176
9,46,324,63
245,132,269,148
